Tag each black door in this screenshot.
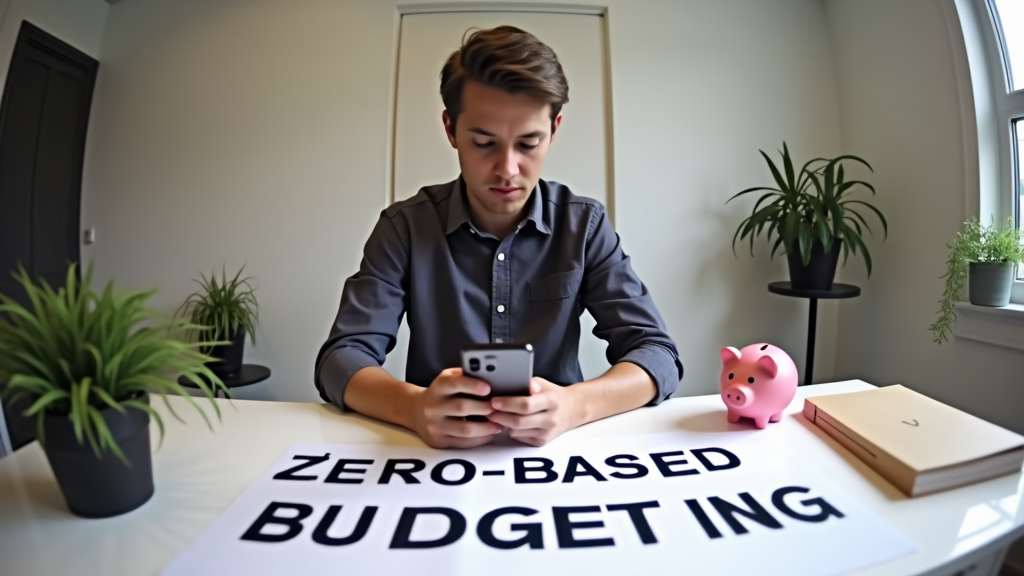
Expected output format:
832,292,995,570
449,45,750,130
0,21,98,451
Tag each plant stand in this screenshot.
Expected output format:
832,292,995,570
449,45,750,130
178,364,271,398
767,282,860,386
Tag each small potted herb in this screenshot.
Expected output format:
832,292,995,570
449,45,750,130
929,217,1024,344
728,142,887,289
0,264,226,518
176,266,259,378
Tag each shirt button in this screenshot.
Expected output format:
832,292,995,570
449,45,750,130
496,304,505,313
497,253,505,261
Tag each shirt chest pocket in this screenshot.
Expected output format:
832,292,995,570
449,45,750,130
529,269,583,301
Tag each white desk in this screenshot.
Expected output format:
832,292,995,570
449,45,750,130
0,380,1021,576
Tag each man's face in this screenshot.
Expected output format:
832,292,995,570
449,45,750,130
443,81,560,223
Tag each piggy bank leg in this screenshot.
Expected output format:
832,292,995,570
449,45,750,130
769,413,782,423
753,416,769,429
726,408,740,423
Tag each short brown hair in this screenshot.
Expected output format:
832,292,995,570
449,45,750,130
440,26,569,132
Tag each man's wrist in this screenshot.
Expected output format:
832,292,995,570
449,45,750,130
397,383,426,432
564,383,592,429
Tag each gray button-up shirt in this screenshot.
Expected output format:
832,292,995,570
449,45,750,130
315,177,683,409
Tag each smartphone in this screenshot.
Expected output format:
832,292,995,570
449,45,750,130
460,343,534,398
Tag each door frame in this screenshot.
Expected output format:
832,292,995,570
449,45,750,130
387,2,616,224
0,20,100,279
0,21,99,453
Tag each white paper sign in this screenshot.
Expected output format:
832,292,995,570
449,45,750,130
161,432,915,576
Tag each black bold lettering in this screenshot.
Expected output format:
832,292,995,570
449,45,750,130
311,505,378,546
513,457,558,484
691,447,741,472
562,455,607,483
772,486,845,523
708,492,783,535
240,501,313,542
553,506,615,548
606,501,660,544
684,499,722,539
272,453,330,481
477,507,543,549
604,454,649,479
378,459,426,484
389,507,467,549
431,459,476,486
324,459,374,484
649,451,699,477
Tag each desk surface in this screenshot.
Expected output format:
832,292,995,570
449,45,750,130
0,380,1021,576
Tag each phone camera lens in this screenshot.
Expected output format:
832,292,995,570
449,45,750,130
469,358,480,371
486,365,496,372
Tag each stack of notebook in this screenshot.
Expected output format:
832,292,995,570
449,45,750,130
803,385,1024,497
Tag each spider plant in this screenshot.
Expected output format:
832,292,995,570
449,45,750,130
176,265,259,350
728,142,887,275
0,263,227,463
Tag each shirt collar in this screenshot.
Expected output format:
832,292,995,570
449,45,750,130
445,177,552,236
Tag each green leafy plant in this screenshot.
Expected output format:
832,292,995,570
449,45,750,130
929,217,1024,344
176,265,259,349
0,264,227,463
728,142,888,275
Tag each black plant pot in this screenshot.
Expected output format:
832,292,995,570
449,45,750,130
968,262,1015,306
42,393,154,518
205,328,246,378
786,240,842,291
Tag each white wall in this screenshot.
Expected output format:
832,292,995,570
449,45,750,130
83,0,843,402
0,0,108,94
825,0,1024,434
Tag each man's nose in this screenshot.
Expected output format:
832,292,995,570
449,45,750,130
495,146,519,180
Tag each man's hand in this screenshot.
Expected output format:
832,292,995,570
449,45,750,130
410,368,502,449
486,377,583,446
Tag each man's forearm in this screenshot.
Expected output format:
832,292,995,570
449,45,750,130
566,362,659,428
342,366,423,431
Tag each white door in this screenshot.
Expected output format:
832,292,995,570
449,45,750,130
386,11,612,382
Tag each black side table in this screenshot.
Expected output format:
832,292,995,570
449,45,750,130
178,364,271,398
767,282,860,386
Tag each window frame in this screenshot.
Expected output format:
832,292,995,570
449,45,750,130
974,0,1024,302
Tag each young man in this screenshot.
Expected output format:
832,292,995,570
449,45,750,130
315,26,682,448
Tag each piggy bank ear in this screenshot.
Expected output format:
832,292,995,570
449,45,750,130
757,355,778,378
720,347,741,365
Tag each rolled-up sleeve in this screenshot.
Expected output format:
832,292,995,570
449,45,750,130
314,212,409,410
581,209,683,404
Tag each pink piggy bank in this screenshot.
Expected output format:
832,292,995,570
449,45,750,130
719,344,798,429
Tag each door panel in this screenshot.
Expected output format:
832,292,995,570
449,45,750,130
0,57,47,305
0,21,98,453
388,12,612,382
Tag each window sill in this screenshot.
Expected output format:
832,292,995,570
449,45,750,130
954,301,1024,351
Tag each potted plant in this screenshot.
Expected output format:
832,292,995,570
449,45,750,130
929,217,1024,344
0,264,227,518
176,265,259,378
728,142,888,290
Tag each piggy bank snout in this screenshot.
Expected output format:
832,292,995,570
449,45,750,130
722,384,753,408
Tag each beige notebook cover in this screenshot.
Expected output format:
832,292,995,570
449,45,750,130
803,385,1024,497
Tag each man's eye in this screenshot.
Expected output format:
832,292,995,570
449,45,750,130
474,141,494,148
519,143,538,151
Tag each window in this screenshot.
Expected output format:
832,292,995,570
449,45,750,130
979,0,1024,289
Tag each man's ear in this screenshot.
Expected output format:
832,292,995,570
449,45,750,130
549,112,563,146
441,110,457,148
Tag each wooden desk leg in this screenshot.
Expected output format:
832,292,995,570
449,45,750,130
805,298,817,386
